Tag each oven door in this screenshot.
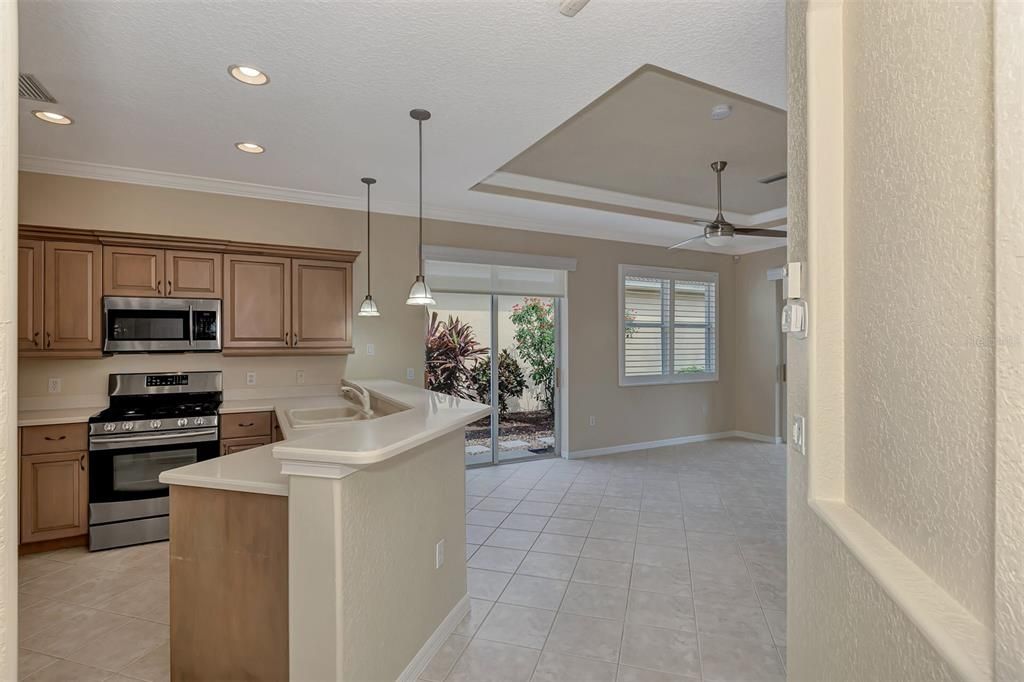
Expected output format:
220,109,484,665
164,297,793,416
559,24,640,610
88,429,219,513
103,297,221,353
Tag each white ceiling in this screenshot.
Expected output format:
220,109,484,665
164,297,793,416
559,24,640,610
18,0,786,254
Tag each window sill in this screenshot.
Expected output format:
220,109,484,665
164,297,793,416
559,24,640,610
619,373,718,387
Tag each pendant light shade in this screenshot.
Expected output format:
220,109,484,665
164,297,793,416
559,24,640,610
358,177,381,316
406,108,435,306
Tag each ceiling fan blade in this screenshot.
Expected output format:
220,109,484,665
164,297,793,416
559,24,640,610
693,219,713,225
668,235,705,250
733,228,788,238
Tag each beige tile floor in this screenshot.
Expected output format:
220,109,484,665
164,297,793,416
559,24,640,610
17,439,784,682
18,541,170,681
428,438,787,682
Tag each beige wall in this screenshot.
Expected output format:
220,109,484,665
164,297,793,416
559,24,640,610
733,247,786,438
788,1,993,678
18,171,780,453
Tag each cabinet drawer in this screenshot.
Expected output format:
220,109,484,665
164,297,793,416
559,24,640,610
220,412,272,439
21,424,88,455
220,436,271,456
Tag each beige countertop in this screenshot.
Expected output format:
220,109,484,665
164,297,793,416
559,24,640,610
18,406,104,427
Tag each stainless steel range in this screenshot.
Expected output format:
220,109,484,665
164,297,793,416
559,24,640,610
88,371,222,551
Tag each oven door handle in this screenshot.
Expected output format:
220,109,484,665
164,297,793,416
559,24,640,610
90,429,219,445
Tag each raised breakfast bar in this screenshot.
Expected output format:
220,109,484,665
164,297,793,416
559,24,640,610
159,380,489,681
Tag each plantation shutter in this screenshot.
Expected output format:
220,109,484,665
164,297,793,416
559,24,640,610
620,265,718,385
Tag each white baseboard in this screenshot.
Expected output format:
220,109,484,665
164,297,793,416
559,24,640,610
397,593,470,682
732,430,783,444
568,431,778,459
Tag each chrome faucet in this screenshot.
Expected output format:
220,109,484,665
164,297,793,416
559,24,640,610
340,383,373,416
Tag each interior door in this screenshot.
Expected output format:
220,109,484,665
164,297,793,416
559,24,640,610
291,259,352,350
223,254,291,348
103,246,166,297
44,241,103,351
166,250,222,299
18,239,44,351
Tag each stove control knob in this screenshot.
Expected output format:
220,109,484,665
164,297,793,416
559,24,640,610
194,417,206,426
121,422,134,431
104,423,116,432
177,418,188,428
150,420,162,429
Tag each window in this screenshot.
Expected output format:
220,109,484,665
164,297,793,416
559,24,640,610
618,264,718,385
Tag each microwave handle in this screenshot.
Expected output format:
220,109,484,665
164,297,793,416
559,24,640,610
188,305,194,346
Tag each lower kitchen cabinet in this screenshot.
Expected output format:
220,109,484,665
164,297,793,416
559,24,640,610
21,450,89,544
220,436,272,456
220,411,275,455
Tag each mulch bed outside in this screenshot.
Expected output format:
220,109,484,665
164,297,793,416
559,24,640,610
466,410,554,449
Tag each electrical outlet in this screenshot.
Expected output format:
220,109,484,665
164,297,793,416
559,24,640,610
246,372,256,386
367,343,375,356
47,378,62,394
406,367,415,381
588,416,596,427
296,370,305,385
435,539,445,569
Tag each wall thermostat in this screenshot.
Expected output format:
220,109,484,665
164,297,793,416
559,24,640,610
782,299,808,339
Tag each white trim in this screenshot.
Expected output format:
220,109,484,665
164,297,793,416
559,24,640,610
811,500,991,682
277,458,360,480
568,431,768,459
618,264,720,387
423,245,577,272
766,266,786,281
480,171,787,227
396,594,471,682
733,430,782,444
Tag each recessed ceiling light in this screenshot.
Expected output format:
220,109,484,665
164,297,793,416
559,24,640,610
228,64,269,86
235,142,265,154
710,104,732,120
32,110,72,125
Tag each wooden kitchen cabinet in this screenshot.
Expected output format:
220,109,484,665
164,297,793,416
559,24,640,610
223,254,292,349
291,259,352,351
18,239,44,351
20,450,89,544
44,241,103,351
103,245,165,297
220,436,272,456
166,250,222,299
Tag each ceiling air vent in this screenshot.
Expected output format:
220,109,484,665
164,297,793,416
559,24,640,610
758,172,787,185
19,73,57,104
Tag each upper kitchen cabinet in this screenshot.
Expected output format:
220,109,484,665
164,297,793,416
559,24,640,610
166,250,222,299
18,239,44,351
104,246,222,299
291,259,352,351
103,245,165,297
224,255,354,355
223,254,292,350
43,241,103,353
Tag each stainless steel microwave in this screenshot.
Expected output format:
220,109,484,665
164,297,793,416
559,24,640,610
103,297,222,353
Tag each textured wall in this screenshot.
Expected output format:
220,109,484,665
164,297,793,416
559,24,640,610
786,1,985,678
0,1,18,677
733,247,786,438
842,0,994,625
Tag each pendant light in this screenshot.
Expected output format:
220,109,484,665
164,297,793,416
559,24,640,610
406,108,436,306
357,177,380,317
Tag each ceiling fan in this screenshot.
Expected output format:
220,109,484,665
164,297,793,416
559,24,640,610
669,161,787,249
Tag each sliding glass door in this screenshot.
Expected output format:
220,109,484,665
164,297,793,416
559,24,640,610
427,292,561,467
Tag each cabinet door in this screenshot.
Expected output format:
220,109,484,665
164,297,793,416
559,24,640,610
44,242,103,351
166,250,222,299
291,259,352,350
223,255,291,348
18,239,44,351
220,436,271,456
103,246,165,297
21,451,88,543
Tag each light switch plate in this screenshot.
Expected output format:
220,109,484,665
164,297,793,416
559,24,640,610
792,415,806,455
784,262,803,299
296,370,305,385
367,343,375,356
47,378,62,394
435,539,445,569
781,300,808,339
406,368,415,380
